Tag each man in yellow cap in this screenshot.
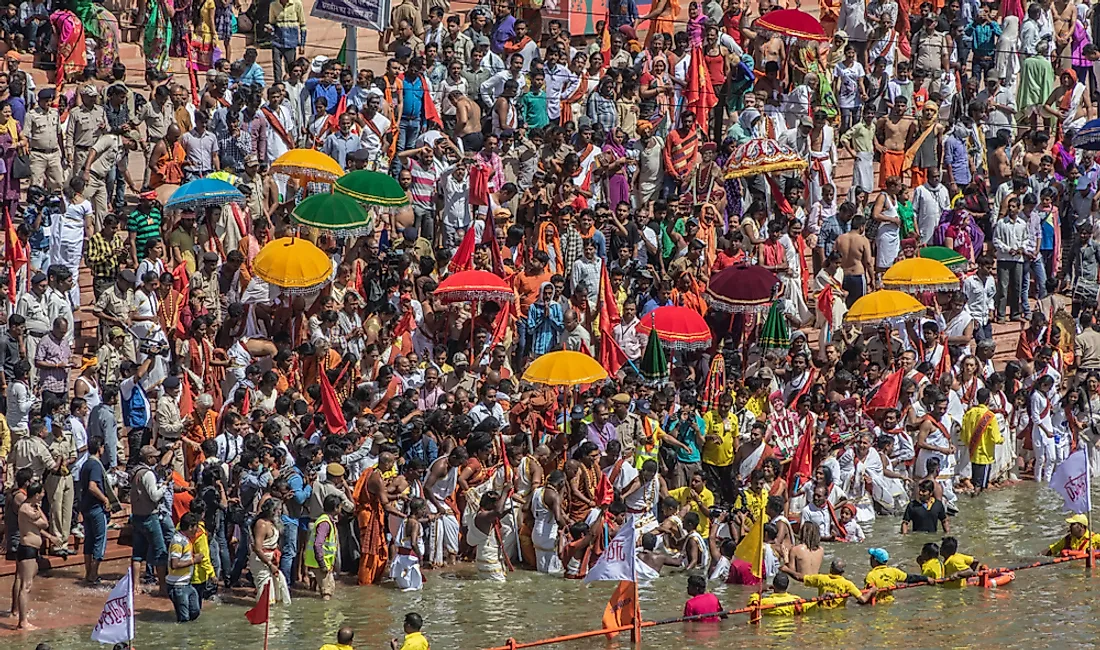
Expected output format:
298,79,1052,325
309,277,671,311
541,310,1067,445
1044,515,1100,556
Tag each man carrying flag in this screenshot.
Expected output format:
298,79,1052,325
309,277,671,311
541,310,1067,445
584,522,640,641
1043,514,1100,555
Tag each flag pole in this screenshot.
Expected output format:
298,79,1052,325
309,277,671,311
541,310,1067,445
751,525,764,625
631,548,641,647
1086,390,1095,569
127,566,135,645
263,606,271,650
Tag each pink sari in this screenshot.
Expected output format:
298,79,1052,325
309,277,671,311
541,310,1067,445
50,10,86,85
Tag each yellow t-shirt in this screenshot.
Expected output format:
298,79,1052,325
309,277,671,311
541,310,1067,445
399,632,430,650
943,553,975,588
864,565,908,603
802,573,864,608
960,406,1004,465
748,591,818,616
921,557,945,580
701,409,738,467
745,394,766,418
1047,532,1100,556
319,644,354,650
668,486,715,538
191,523,217,584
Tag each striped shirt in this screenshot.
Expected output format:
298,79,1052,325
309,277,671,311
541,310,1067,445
126,207,163,254
408,157,443,210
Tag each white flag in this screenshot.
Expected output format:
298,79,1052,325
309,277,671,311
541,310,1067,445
91,568,135,645
1051,448,1092,514
584,521,636,583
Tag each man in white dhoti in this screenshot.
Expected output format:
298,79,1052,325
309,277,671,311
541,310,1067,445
621,460,665,535
424,448,467,567
805,109,836,208
530,471,569,574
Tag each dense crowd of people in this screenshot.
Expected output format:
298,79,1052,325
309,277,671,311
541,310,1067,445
3,0,1100,640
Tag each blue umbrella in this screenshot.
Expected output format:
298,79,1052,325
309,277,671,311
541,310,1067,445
1073,118,1100,150
165,178,244,210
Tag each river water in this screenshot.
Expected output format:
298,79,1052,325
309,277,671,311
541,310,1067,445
21,482,1100,649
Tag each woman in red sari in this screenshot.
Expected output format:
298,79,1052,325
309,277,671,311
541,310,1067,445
179,316,228,410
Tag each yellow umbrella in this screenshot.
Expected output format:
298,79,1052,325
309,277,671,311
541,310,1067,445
270,149,345,182
522,350,609,386
881,258,960,293
845,290,926,323
252,237,333,294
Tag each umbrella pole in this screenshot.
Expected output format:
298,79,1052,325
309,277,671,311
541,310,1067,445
471,299,479,361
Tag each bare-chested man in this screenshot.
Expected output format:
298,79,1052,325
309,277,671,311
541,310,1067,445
785,523,825,578
1014,133,1050,175
450,89,482,151
875,97,913,188
835,214,874,308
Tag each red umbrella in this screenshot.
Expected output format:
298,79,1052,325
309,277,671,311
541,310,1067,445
433,269,516,303
755,9,828,42
705,263,779,314
636,306,712,351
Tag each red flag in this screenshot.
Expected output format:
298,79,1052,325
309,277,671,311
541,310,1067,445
816,286,835,326
683,44,717,136
319,366,348,434
933,335,951,381
765,175,794,215
449,225,478,273
481,210,505,276
179,372,195,418
244,582,270,625
171,261,191,296
598,264,628,376
487,298,514,353
4,208,26,305
864,368,904,415
784,422,814,494
600,12,612,67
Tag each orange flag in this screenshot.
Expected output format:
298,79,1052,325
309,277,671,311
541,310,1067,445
601,580,638,639
319,367,348,434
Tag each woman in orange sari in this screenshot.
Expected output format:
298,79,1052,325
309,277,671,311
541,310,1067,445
179,317,227,410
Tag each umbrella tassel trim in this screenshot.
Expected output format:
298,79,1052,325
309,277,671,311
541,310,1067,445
723,159,809,180
334,186,412,206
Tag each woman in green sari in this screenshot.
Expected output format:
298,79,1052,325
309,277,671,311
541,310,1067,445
143,0,174,73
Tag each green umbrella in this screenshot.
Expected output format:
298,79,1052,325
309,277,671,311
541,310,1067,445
334,170,409,211
759,302,790,352
640,324,669,385
918,245,968,271
291,192,374,236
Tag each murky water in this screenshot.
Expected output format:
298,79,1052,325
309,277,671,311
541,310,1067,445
22,482,1100,649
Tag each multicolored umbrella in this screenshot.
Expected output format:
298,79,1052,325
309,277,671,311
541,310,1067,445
636,306,712,351
165,178,243,210
433,269,515,304
845,290,926,324
270,148,345,182
252,237,333,294
754,9,828,41
706,263,779,313
759,301,790,351
639,325,669,385
723,138,809,179
291,192,373,236
522,350,609,386
918,245,968,271
334,170,409,211
1073,118,1100,150
882,257,960,293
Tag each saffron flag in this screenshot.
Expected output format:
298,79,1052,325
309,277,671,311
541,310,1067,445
245,582,271,625
734,511,764,578
600,580,638,639
598,265,628,376
865,368,904,415
179,372,195,418
600,12,612,67
1051,448,1092,514
91,567,134,644
683,44,717,135
318,367,348,434
584,521,636,583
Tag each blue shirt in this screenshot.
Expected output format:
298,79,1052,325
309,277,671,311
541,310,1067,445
943,135,971,186
665,413,706,463
239,62,266,89
609,0,638,28
965,21,1001,57
402,436,439,466
402,76,425,119
817,215,850,256
490,14,516,54
305,78,343,115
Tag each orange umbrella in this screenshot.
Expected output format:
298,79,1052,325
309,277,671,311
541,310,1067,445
636,305,712,351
